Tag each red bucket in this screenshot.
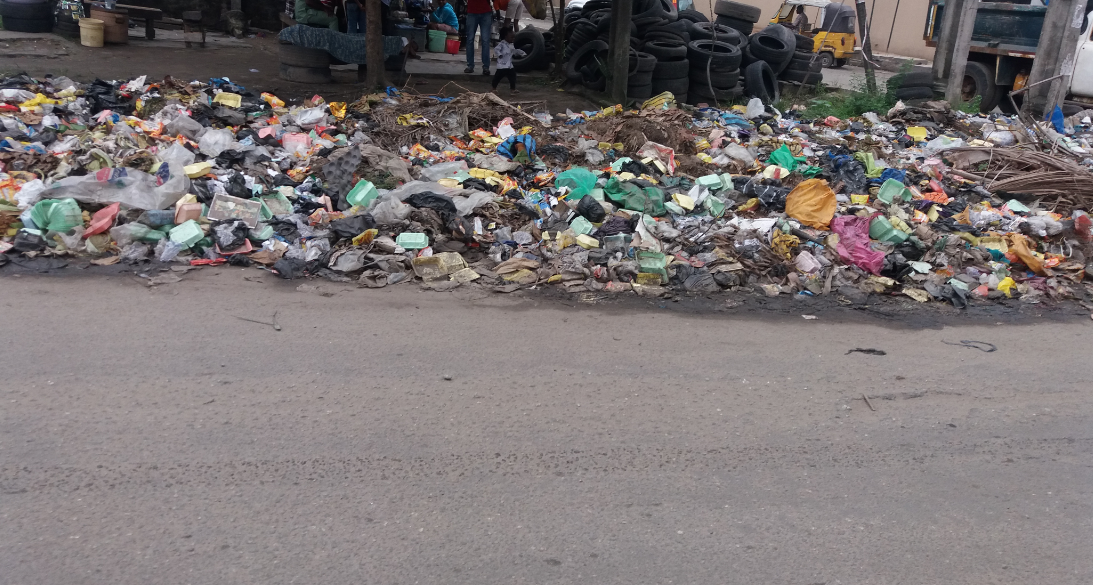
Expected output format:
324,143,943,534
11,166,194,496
445,38,459,55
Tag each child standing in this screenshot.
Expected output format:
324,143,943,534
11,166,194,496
491,28,525,95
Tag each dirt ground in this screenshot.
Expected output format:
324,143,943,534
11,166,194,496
0,32,598,109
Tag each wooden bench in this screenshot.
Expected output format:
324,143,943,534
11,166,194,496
82,2,162,39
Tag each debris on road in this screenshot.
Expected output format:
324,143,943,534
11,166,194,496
1,71,1092,308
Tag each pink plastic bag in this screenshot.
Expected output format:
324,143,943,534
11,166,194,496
831,214,885,275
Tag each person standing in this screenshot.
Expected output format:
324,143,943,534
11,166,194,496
496,0,523,32
464,0,494,74
344,0,365,34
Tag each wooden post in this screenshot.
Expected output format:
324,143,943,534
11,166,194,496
1026,0,1084,117
931,0,963,88
364,0,386,90
944,0,979,105
855,0,876,93
607,0,632,103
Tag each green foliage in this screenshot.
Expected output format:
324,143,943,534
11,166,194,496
800,77,895,120
955,95,983,114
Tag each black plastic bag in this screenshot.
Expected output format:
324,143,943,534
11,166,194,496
268,218,301,241
211,219,249,250
405,191,458,222
191,179,213,205
227,253,253,266
11,229,46,254
592,215,635,238
224,172,250,199
216,149,245,168
743,179,789,211
835,160,868,194
576,194,606,223
329,214,377,238
683,272,720,292
272,257,308,279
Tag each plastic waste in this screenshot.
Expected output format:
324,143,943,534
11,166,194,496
784,179,836,229
556,168,598,199
831,214,885,275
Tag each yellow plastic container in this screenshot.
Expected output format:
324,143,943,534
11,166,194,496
79,18,105,48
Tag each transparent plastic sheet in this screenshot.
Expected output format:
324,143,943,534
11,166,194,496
44,166,191,210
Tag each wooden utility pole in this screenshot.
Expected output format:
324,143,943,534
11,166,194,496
1026,0,1085,116
607,0,631,103
944,0,979,105
854,0,876,93
930,0,963,89
364,0,386,89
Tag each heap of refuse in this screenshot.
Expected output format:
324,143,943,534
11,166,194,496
1,72,1092,306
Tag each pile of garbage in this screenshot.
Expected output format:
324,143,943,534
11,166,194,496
1,71,1092,307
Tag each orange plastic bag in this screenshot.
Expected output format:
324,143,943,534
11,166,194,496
1007,234,1050,276
785,178,837,229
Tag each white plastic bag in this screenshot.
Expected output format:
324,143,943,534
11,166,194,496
420,160,469,181
45,167,190,210
745,97,765,118
370,194,412,225
198,128,234,157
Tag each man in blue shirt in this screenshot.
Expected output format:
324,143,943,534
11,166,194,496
429,0,459,34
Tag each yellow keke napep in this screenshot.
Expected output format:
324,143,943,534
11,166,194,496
769,0,857,68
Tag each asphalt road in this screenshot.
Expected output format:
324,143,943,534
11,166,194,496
1,270,1091,585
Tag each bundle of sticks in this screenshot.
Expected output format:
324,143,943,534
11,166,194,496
366,89,547,150
946,146,1093,213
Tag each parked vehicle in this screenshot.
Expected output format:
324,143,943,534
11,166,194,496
769,0,857,68
924,0,1093,112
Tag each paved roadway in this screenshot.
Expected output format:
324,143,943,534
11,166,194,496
1,271,1090,584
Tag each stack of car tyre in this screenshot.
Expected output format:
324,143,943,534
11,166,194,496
628,50,657,101
778,33,822,88
711,0,761,37
687,38,744,105
738,25,798,103
0,0,54,33
886,68,935,102
512,27,549,72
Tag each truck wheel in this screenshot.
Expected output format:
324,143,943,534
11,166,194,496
962,61,999,113
818,52,834,68
834,58,847,68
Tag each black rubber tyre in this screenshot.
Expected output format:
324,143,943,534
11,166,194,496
792,50,814,61
583,68,607,92
691,67,740,89
794,33,814,52
689,22,743,45
687,39,742,70
55,20,80,36
748,32,793,66
886,68,933,90
0,1,52,19
654,58,690,79
780,69,823,85
744,60,779,103
633,0,667,20
785,57,821,72
630,50,657,72
566,40,609,83
643,30,691,44
651,76,690,96
961,61,1000,112
678,9,709,23
279,64,332,84
817,51,835,68
894,86,935,100
834,58,847,68
582,0,612,13
689,82,743,104
633,15,666,30
714,15,753,35
759,23,796,49
629,70,655,86
714,0,762,23
2,15,51,32
280,44,331,67
658,0,678,22
643,39,688,61
628,82,654,100
512,27,546,73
